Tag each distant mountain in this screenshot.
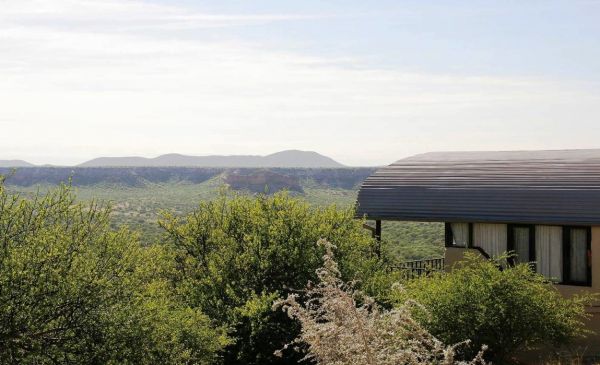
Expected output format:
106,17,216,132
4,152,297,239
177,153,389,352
79,156,152,167
78,150,344,168
0,167,376,189
0,160,35,167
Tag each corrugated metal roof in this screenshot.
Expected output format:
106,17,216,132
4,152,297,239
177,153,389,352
355,149,600,225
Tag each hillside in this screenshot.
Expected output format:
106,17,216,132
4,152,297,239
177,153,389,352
78,150,344,168
1,166,444,262
0,160,35,167
224,170,304,193
2,166,376,243
0,167,373,189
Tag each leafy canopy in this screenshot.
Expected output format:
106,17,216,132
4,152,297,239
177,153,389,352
0,181,228,364
159,191,386,365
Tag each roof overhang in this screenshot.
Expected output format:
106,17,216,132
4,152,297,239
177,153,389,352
355,150,600,226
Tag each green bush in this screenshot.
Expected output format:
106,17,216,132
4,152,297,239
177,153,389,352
159,191,387,364
391,253,594,363
0,182,228,364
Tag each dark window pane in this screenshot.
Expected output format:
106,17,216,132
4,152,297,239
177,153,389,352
570,228,588,283
513,227,530,263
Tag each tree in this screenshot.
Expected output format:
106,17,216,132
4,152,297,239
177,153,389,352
159,191,387,364
390,253,594,363
0,181,228,364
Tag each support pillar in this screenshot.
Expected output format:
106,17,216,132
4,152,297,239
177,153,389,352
375,220,382,258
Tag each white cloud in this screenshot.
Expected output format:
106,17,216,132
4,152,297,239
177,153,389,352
1,0,599,165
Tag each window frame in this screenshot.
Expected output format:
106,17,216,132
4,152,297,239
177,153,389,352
445,222,592,287
444,222,473,248
507,224,536,269
562,226,592,287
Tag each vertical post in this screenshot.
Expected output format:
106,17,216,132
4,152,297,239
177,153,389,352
587,227,592,287
468,223,474,248
444,222,452,247
507,224,515,266
375,220,382,258
529,225,536,267
563,227,571,284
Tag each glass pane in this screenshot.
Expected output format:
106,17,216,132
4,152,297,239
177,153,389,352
570,228,588,283
473,223,507,258
451,223,469,247
535,226,563,282
513,227,530,263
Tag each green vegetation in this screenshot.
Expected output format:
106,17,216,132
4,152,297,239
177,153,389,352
7,179,444,263
0,182,228,364
0,179,593,365
7,179,227,241
391,254,594,363
379,221,444,262
159,192,387,364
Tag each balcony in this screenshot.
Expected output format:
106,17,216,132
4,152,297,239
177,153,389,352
391,257,444,280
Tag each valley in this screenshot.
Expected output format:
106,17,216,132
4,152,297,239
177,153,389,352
1,166,444,262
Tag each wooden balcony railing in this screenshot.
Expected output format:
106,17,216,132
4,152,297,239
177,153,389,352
390,257,444,280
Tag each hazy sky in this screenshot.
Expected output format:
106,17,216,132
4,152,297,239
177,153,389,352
1,0,600,166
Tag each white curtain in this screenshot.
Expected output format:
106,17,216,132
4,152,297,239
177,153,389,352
513,227,530,263
536,226,563,282
451,223,469,247
570,228,588,283
473,223,507,258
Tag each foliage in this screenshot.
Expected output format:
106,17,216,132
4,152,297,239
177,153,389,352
8,182,445,264
159,191,388,364
274,239,487,365
391,253,595,363
0,181,228,364
377,221,445,262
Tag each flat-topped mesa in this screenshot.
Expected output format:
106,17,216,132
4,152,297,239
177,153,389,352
77,150,345,168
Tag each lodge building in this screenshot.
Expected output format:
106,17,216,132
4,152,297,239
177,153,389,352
356,149,600,357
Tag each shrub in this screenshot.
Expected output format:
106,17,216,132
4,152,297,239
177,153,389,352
159,191,388,364
0,182,228,364
274,240,487,365
391,253,594,363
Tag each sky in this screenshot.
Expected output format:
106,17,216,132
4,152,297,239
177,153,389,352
1,0,600,166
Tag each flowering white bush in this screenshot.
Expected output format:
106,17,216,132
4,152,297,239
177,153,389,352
274,239,486,365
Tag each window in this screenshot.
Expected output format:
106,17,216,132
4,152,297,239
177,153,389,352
446,223,592,286
473,223,507,258
445,222,592,287
507,224,535,266
531,225,591,286
535,225,563,283
446,223,470,247
563,227,591,286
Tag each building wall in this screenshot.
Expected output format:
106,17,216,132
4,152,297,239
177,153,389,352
552,226,600,357
444,246,486,271
444,226,600,358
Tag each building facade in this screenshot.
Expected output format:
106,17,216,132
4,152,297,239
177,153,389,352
356,149,600,357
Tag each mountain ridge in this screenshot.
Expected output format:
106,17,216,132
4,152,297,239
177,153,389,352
0,166,375,189
0,150,345,168
0,160,35,168
78,150,344,168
